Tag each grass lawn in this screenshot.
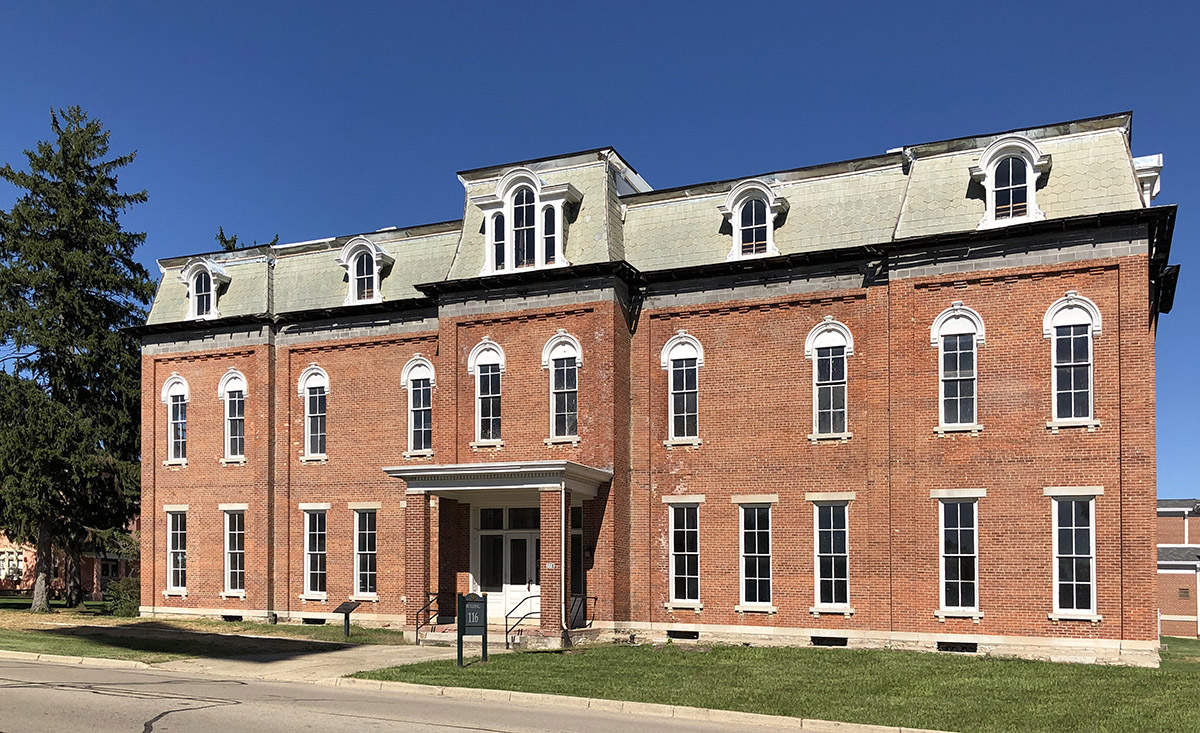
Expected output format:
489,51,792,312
356,638,1200,733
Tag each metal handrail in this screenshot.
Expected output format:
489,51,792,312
504,594,541,649
414,591,439,644
569,595,598,629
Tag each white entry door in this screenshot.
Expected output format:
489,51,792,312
503,533,540,623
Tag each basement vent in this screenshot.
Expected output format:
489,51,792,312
937,641,978,654
811,636,848,647
666,630,699,641
302,617,327,625
221,615,243,623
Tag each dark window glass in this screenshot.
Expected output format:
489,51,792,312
552,356,579,437
480,508,504,530
508,507,540,530
477,363,501,440
742,506,771,604
356,510,377,594
354,252,375,301
227,390,245,457
410,378,432,451
942,501,977,609
480,534,503,591
815,346,847,434
941,334,977,425
170,395,188,460
740,199,768,256
544,206,556,264
670,358,699,438
671,505,699,601
994,157,1029,219
194,271,212,316
493,214,506,271
307,386,327,455
816,504,848,605
306,511,326,593
1053,324,1091,420
1055,498,1093,611
514,187,535,267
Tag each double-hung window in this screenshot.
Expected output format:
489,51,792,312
740,505,771,606
305,510,327,595
354,251,375,301
225,510,245,594
661,331,704,443
162,376,189,463
933,303,984,429
193,271,212,317
670,504,699,603
1053,497,1095,614
355,510,377,596
514,187,536,268
299,366,329,459
167,511,187,592
1045,292,1100,424
814,503,849,607
993,156,1028,220
402,356,435,453
469,340,505,444
940,501,977,611
544,331,582,440
739,199,768,256
806,318,852,438
219,370,247,461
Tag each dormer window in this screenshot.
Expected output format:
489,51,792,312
970,135,1051,230
336,237,393,305
719,179,788,261
473,167,582,276
179,258,229,320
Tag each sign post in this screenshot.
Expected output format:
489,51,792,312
456,592,488,667
333,601,361,638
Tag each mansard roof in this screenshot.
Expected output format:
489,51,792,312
145,111,1166,330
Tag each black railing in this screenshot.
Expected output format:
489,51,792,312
504,594,541,649
414,592,439,644
570,595,597,629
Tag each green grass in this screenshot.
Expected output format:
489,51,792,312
167,617,407,645
356,639,1200,733
0,596,107,612
0,627,195,663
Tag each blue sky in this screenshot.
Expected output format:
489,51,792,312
1,2,1196,495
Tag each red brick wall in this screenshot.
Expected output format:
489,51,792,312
1159,515,1186,544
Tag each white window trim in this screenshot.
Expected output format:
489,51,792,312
810,501,852,615
969,135,1051,230
400,355,435,456
1044,292,1101,426
297,364,329,460
738,503,774,611
165,510,187,595
217,368,248,462
938,498,980,616
472,167,581,276
718,179,789,261
354,509,378,599
543,329,582,441
468,338,505,445
1050,494,1100,622
223,509,245,597
179,258,229,321
805,317,852,439
335,237,393,306
161,373,189,465
668,502,700,605
932,301,985,433
660,330,704,445
303,509,328,599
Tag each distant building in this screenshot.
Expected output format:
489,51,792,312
134,112,1177,666
0,534,136,600
1157,499,1200,637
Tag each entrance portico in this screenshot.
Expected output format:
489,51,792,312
385,460,611,645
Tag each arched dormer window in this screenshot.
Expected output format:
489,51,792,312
401,355,436,454
1043,292,1102,425
161,374,190,463
719,179,789,261
660,330,704,444
931,302,986,431
473,167,582,275
179,258,229,320
297,364,329,459
336,237,394,305
467,338,506,444
217,368,248,461
804,317,853,439
542,330,582,440
970,135,1052,230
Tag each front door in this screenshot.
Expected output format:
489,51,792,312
480,530,540,622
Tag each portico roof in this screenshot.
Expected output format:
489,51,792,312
383,460,612,499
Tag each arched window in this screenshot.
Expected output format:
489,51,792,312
354,251,376,302
543,206,556,265
931,303,986,429
970,135,1051,229
740,199,768,256
1043,292,1101,423
217,369,247,461
805,317,854,438
161,374,190,462
193,271,213,317
720,179,788,261
297,365,329,458
660,331,704,442
542,330,582,439
513,187,536,268
401,355,436,454
493,214,506,271
468,339,506,443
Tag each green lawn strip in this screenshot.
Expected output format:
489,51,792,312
0,627,193,663
355,642,1200,733
0,597,107,612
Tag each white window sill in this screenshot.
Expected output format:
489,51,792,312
664,601,703,612
220,591,247,600
976,211,1045,231
219,457,247,466
299,593,328,603
162,459,188,468
470,440,504,451
163,589,187,598
349,594,379,603
1046,420,1099,433
403,449,434,460
663,438,702,450
810,605,855,617
808,432,852,444
735,604,778,614
545,436,581,446
935,608,984,623
300,454,328,464
934,424,983,436
1048,612,1102,624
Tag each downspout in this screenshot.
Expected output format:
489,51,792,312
562,485,569,645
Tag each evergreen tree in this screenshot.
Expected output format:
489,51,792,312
0,107,153,611
216,226,278,251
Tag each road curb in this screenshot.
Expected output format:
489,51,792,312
0,649,150,669
326,677,954,732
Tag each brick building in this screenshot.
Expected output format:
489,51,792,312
0,535,136,600
1156,499,1200,638
135,112,1178,666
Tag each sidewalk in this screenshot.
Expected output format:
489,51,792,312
153,641,459,682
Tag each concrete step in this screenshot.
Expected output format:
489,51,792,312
418,630,510,650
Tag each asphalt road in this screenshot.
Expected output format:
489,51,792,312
0,660,804,733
